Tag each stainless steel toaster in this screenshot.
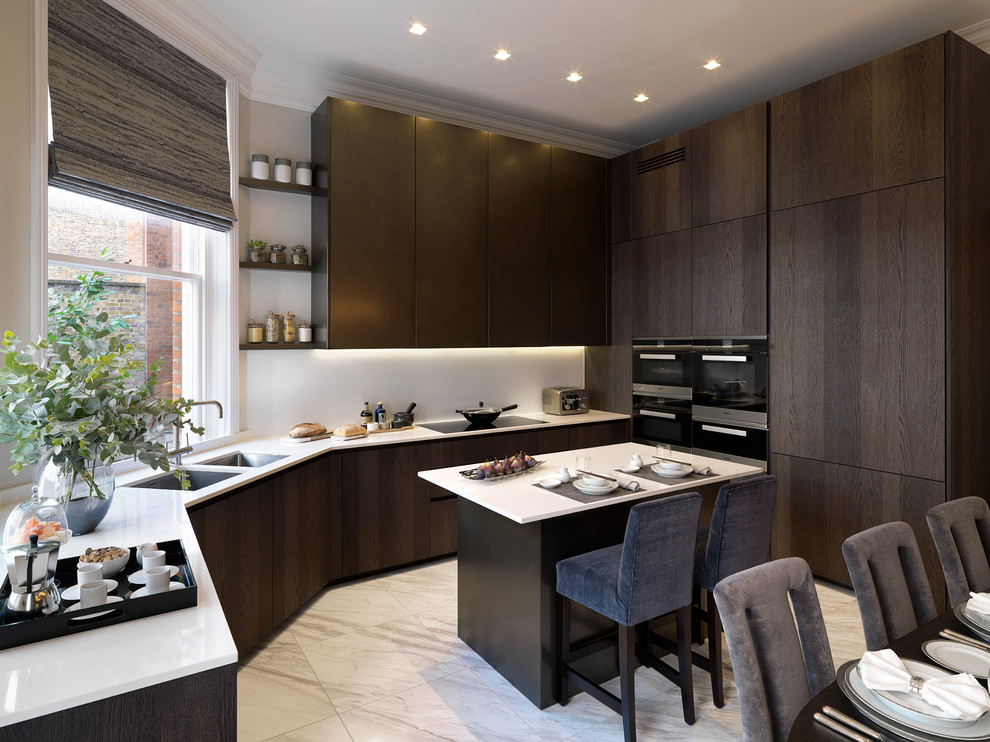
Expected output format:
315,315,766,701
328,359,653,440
542,386,589,415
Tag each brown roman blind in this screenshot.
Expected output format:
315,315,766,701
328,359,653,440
48,0,235,230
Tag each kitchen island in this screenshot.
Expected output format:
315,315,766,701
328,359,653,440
0,489,236,738
419,442,762,708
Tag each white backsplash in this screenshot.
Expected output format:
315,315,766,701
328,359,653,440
243,346,585,435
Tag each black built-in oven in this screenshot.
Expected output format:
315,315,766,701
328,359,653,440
632,386,692,452
632,338,693,393
692,419,768,469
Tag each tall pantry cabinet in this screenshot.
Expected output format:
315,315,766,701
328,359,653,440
768,32,990,596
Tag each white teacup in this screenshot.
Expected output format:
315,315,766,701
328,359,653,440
145,565,172,594
79,579,108,608
136,542,158,566
142,550,166,570
77,562,103,587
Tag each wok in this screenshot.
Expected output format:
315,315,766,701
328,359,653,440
455,402,518,425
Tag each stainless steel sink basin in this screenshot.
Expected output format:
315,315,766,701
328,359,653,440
124,469,240,491
197,451,288,468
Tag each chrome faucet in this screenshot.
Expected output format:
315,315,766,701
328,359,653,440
167,400,224,465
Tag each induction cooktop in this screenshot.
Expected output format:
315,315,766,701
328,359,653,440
418,415,548,434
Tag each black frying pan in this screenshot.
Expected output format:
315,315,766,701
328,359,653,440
454,402,518,425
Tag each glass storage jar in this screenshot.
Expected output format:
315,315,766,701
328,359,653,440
297,322,312,343
268,244,287,264
249,244,267,263
291,245,309,266
282,312,296,343
247,319,263,344
264,312,281,344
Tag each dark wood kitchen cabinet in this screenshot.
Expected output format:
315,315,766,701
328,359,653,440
610,132,691,243
770,180,945,481
551,148,608,346
489,134,551,346
690,102,767,227
416,118,489,348
611,231,692,340
311,98,416,348
188,479,274,655
691,215,766,336
770,35,944,211
272,456,339,624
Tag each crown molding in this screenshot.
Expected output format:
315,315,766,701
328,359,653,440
100,0,260,95
251,63,634,158
958,18,990,51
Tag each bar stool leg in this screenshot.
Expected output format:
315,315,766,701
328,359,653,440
618,623,637,742
556,593,571,706
676,605,696,725
707,592,724,708
691,586,702,644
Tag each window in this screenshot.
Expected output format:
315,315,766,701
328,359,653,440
47,187,235,443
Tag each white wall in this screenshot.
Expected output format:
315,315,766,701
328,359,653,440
239,99,585,435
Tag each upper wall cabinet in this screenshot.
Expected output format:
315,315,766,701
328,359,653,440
551,148,608,346
611,231,692,340
415,118,490,348
489,134,551,346
311,99,416,349
610,133,691,242
770,35,944,211
690,103,767,227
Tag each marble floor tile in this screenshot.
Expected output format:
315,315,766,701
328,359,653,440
262,715,354,742
376,560,459,614
301,614,469,712
411,600,491,669
283,581,414,646
340,668,543,742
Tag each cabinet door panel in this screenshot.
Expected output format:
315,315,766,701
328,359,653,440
325,99,416,348
416,119,489,347
610,133,691,242
771,454,945,597
489,134,551,346
770,35,944,210
611,232,692,339
770,180,945,480
551,148,608,346
691,215,766,336
691,103,767,226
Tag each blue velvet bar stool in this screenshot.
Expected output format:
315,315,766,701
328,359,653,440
555,491,702,742
691,474,777,707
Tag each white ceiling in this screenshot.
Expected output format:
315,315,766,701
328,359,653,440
184,0,990,155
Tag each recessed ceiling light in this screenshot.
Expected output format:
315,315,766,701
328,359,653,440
566,72,583,83
494,50,511,61
703,59,721,70
634,93,649,103
409,23,427,36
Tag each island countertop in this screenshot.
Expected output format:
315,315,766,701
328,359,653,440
417,442,763,523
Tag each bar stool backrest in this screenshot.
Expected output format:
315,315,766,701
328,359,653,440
927,496,990,607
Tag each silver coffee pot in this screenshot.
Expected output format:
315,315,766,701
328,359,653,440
4,534,61,616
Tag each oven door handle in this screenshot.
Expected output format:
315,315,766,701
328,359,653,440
701,354,748,362
638,410,676,420
700,424,748,437
640,353,677,360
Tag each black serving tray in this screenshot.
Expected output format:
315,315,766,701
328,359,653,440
0,538,198,650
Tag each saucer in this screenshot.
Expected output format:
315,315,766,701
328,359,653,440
64,595,123,617
61,579,118,602
618,465,641,473
129,565,180,584
651,464,692,478
131,582,185,599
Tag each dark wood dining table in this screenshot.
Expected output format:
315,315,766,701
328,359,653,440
788,610,978,741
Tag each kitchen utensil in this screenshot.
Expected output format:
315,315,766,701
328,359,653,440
537,477,561,489
555,466,571,483
577,470,618,483
392,401,417,427
653,455,693,467
454,402,518,425
940,629,990,653
814,712,874,742
3,534,62,616
821,705,885,741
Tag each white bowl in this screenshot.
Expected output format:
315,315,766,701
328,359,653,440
658,460,690,471
618,465,641,473
77,546,131,577
580,475,610,488
537,477,562,489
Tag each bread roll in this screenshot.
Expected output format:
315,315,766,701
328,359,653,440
289,422,327,439
333,423,366,437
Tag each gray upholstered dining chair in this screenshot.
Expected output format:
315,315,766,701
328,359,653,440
556,491,702,742
841,521,936,650
927,496,990,607
691,474,777,707
713,557,835,742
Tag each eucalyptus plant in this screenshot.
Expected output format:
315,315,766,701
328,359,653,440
0,270,203,498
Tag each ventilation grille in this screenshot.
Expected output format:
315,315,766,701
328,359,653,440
636,147,686,175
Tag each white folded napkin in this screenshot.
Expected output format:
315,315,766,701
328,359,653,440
616,475,639,491
859,649,990,721
968,591,990,615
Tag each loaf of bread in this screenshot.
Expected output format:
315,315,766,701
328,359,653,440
289,422,327,439
333,423,366,437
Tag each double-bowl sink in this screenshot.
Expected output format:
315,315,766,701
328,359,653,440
123,451,289,491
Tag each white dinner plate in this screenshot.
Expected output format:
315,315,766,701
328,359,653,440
131,582,185,599
650,464,692,478
923,640,990,679
954,604,990,643
572,481,619,496
60,579,118,602
64,595,123,617
129,565,180,584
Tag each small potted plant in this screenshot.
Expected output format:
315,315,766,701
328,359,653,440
291,245,309,266
247,239,268,263
0,271,202,534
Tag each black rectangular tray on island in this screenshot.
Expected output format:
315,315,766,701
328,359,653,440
0,538,197,650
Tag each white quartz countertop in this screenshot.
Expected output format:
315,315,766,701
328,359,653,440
0,489,236,727
119,410,628,509
418,442,763,523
